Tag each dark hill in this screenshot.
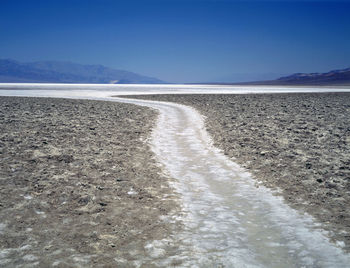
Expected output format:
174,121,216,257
241,67,350,86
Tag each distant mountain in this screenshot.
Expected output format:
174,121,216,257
239,67,350,86
275,68,350,85
209,72,286,84
0,59,164,84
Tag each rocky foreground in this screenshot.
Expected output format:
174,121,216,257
0,97,180,267
133,93,350,250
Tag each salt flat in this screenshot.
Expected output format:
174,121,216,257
1,83,350,96
1,84,350,267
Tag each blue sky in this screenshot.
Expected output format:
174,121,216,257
1,0,350,83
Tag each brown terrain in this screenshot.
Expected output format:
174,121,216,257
0,96,180,267
1,92,350,267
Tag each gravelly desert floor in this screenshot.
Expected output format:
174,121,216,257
132,93,350,251
0,96,180,267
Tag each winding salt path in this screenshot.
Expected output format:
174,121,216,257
1,87,350,267
116,97,350,268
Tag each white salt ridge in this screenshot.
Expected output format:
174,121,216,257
23,195,33,200
1,86,350,267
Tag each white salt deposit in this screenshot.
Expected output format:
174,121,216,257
127,188,137,195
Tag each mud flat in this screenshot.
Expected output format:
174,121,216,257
131,93,350,250
0,96,180,267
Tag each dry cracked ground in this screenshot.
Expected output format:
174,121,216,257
0,96,181,267
133,93,350,251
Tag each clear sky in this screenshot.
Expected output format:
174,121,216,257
1,0,350,83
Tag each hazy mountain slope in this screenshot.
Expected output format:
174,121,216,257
240,67,350,86
275,68,350,85
0,59,164,84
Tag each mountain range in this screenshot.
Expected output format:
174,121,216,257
0,59,164,84
239,67,350,86
1,59,349,85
